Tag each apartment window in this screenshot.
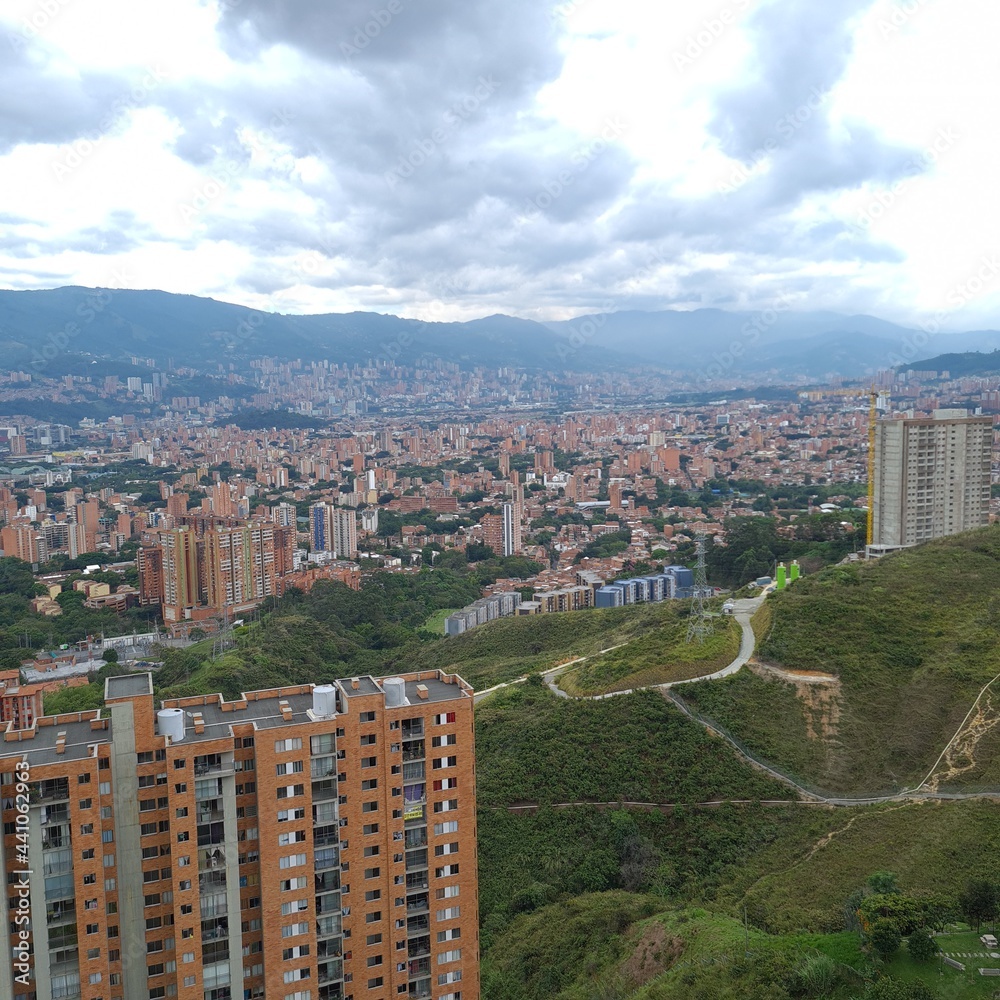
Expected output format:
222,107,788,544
432,735,457,747
174,758,186,769
99,782,111,795
367,977,384,989
80,823,94,834
176,807,188,818
279,854,307,869
175,783,187,793
363,846,380,857
277,785,304,799
433,778,457,791
100,806,112,819
437,928,461,942
432,757,457,770
86,923,99,934
434,842,459,857
177,831,189,842
103,853,115,867
366,956,383,967
361,779,378,790
437,949,462,964
433,712,456,725
276,761,304,776
362,801,378,813
360,711,376,723
280,877,308,891
82,848,95,860
282,922,309,938
275,738,302,752
278,808,306,822
434,799,459,813
437,906,461,920
366,933,382,945
78,773,91,784
434,821,459,835
361,757,377,769
366,911,382,923
436,885,460,900
363,824,379,835
365,867,381,879
278,831,307,846
365,889,381,901
360,734,376,746
137,752,154,764
435,864,459,878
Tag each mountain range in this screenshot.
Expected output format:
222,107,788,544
1,286,998,380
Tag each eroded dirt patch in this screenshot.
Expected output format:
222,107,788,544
620,920,685,986
924,691,1000,792
750,663,842,742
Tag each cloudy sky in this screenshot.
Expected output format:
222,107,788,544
1,0,998,330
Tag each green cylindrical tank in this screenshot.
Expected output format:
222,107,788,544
790,560,800,582
776,564,787,590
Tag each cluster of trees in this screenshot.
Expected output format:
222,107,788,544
0,557,157,672
708,514,864,588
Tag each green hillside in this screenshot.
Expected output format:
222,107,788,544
682,528,1000,794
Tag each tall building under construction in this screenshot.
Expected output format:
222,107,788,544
872,410,992,549
0,670,478,1000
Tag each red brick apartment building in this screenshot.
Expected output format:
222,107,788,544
0,670,478,1000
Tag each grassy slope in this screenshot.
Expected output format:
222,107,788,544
408,601,705,690
476,682,789,807
560,609,740,695
685,528,1000,794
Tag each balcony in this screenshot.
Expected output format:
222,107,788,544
34,778,70,803
40,804,69,826
406,893,428,916
407,914,429,935
199,848,227,871
408,935,430,959
405,873,428,892
402,741,425,763
201,918,230,942
405,849,428,870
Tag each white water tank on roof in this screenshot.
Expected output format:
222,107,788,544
312,684,337,718
383,677,408,708
157,708,185,744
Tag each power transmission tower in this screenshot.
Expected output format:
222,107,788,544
686,534,712,644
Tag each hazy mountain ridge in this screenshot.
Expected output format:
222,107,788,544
0,286,996,378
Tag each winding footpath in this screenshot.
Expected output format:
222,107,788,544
475,591,1000,808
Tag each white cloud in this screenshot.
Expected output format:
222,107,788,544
0,0,998,331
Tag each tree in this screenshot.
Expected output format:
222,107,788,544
867,871,899,895
959,878,997,931
906,928,937,962
868,919,901,959
101,648,119,663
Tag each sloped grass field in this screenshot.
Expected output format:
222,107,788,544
475,682,790,808
692,528,1000,793
410,600,700,690
560,609,740,696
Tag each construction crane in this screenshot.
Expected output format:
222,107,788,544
798,385,884,547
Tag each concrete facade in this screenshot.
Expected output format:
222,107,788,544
0,670,478,1000
873,413,992,547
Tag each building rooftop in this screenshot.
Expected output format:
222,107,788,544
0,670,472,765
106,672,154,700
